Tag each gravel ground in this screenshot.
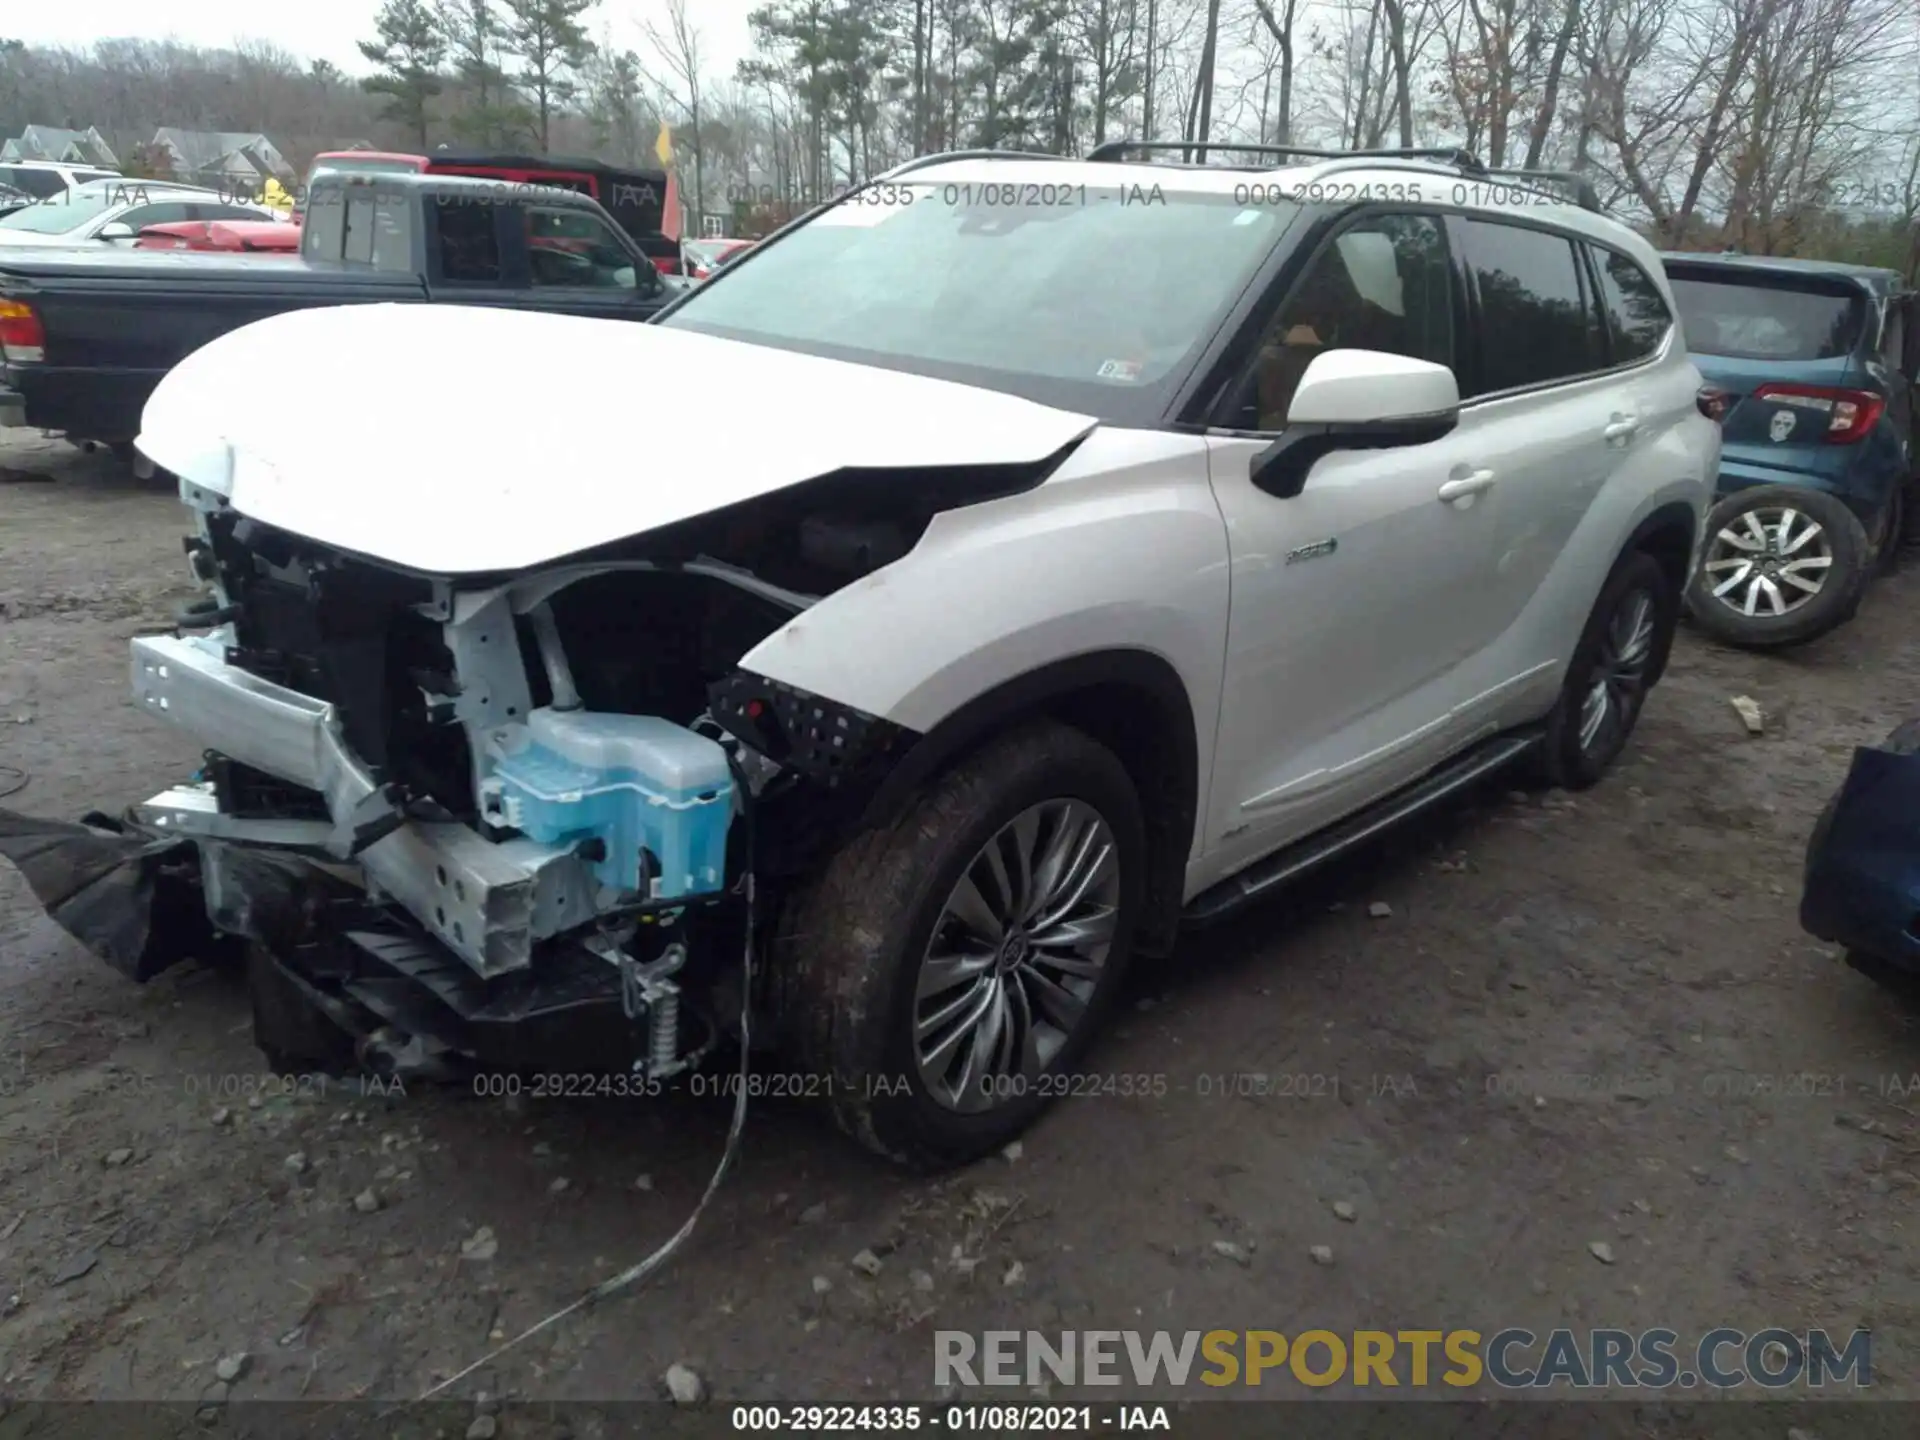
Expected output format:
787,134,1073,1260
1,429,1917,1416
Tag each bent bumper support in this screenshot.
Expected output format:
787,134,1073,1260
129,632,598,976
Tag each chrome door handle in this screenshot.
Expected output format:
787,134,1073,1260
1437,469,1496,502
1604,414,1640,443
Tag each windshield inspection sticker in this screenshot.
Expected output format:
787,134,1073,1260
1096,358,1145,382
1770,409,1797,442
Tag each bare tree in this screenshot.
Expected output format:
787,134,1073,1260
1251,0,1300,144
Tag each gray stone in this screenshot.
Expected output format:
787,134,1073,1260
664,1362,705,1405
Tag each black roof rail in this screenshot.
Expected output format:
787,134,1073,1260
884,149,1071,178
1087,139,1343,164
1086,138,1490,175
1483,167,1602,213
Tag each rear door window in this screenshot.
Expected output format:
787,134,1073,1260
1461,219,1605,394
1589,246,1673,363
116,201,196,232
192,203,267,222
1667,274,1864,360
432,198,503,283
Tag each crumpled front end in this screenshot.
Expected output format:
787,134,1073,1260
0,451,945,1083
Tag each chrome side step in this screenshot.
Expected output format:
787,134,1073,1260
1183,729,1543,926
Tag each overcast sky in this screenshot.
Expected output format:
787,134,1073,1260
11,0,762,81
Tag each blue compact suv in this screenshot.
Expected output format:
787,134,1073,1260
1664,253,1919,648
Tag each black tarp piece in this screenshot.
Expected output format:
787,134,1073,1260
0,807,214,981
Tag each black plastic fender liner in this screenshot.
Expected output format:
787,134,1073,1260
0,807,213,981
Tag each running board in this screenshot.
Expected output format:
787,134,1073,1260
1182,729,1543,927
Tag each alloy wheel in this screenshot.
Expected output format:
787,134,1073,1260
913,799,1122,1112
1578,587,1657,756
1699,505,1834,618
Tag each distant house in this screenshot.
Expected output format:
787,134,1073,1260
148,129,293,187
0,125,119,168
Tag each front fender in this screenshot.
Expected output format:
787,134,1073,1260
739,428,1231,744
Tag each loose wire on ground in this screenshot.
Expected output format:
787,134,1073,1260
413,750,762,1405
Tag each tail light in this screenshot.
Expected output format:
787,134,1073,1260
1751,383,1884,444
1696,386,1732,422
0,297,44,364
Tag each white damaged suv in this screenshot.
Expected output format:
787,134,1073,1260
3,144,1718,1168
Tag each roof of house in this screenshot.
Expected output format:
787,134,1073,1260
151,129,288,176
1,125,119,167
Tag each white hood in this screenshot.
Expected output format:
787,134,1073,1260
139,303,1099,574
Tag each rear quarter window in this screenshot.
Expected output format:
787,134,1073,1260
1589,246,1673,362
1667,273,1865,360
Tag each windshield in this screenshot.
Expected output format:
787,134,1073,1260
659,180,1298,416
1668,274,1865,361
0,180,162,234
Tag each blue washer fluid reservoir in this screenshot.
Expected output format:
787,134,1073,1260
479,708,735,901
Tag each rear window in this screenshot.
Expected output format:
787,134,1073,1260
1668,274,1865,360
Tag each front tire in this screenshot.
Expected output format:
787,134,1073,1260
1531,549,1677,790
1686,485,1870,649
777,721,1145,1169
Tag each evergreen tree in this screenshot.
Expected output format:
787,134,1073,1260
358,0,447,148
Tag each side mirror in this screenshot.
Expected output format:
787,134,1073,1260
97,221,136,241
1251,349,1461,498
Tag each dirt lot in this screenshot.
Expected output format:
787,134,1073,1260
1,428,1917,1417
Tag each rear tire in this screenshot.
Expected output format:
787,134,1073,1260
776,721,1145,1170
1529,549,1676,791
1686,485,1870,649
